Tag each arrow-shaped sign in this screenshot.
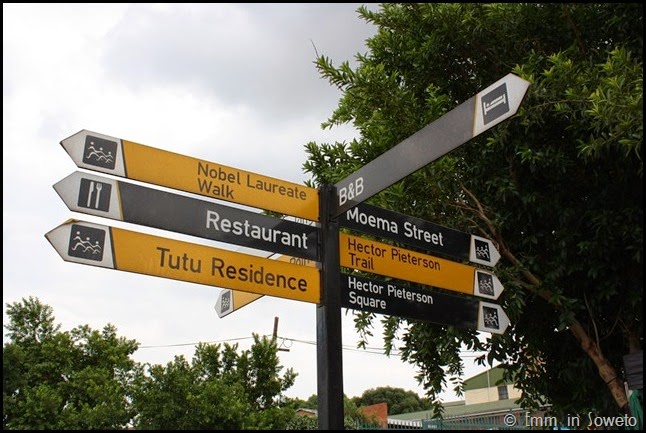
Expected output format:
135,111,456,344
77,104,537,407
46,219,320,304
341,273,510,334
339,233,504,300
333,73,530,216
340,202,500,267
215,247,318,318
215,289,262,318
60,130,320,221
54,171,320,261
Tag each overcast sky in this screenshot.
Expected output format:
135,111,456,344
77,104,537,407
3,3,489,403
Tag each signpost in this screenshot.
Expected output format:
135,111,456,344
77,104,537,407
45,219,320,304
340,202,500,267
340,273,510,334
333,73,530,216
54,171,320,261
60,130,320,221
49,72,528,431
339,233,504,300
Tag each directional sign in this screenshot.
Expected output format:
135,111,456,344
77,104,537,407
215,249,318,318
215,289,262,318
340,202,500,267
46,220,320,304
339,233,503,300
340,273,509,334
333,73,530,216
60,130,320,221
54,171,320,261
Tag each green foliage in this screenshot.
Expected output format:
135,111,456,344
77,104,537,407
3,299,304,429
3,297,138,430
283,394,370,430
352,386,431,415
131,334,298,429
304,2,642,419
285,413,319,430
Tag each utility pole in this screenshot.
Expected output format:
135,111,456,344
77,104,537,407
273,316,279,341
272,316,290,352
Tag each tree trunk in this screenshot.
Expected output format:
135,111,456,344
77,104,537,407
569,322,628,410
459,186,629,412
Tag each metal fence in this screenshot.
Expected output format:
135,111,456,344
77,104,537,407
355,413,529,430
421,414,527,430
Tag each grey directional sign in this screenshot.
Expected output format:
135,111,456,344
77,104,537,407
340,273,510,334
54,171,320,261
340,202,500,267
333,73,530,216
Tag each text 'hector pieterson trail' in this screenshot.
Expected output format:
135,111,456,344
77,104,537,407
339,232,477,296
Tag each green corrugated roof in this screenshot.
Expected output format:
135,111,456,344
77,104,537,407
444,398,521,416
389,367,519,420
389,398,520,420
463,366,512,390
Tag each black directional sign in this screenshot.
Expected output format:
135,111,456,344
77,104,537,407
340,202,500,267
54,171,320,261
333,73,530,216
340,273,510,334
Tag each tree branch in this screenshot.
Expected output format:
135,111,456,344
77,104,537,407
456,181,628,410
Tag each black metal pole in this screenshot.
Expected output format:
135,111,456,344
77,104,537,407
316,184,344,430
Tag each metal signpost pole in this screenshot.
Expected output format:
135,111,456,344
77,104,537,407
316,185,344,429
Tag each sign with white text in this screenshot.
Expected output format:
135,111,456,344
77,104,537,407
340,273,509,334
340,202,500,267
54,171,320,261
60,130,320,221
333,74,530,216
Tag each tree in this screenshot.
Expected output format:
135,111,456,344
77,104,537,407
352,386,431,415
130,334,298,429
303,3,642,420
3,299,306,430
284,393,371,430
3,296,139,429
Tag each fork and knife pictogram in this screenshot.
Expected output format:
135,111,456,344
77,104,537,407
86,181,103,208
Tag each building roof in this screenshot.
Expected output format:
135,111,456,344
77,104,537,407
463,365,512,391
389,366,521,421
389,398,522,421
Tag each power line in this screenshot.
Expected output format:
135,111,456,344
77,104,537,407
138,335,256,349
138,334,487,358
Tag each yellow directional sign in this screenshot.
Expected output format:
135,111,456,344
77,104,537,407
339,233,503,300
46,220,320,304
60,130,320,221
